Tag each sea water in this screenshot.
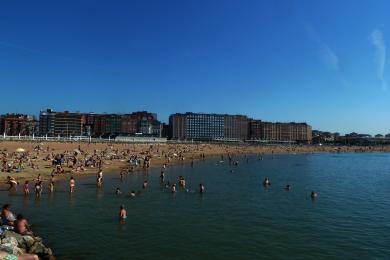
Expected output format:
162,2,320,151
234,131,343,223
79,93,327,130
1,153,390,259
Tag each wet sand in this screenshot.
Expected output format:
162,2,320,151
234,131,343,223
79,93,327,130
1,140,389,186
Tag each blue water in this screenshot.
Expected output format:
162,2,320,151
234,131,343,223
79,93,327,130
1,153,390,259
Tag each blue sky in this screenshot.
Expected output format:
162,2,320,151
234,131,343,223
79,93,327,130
0,0,389,134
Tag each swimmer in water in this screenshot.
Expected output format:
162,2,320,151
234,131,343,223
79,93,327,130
119,205,127,220
199,183,205,194
285,184,291,191
171,184,176,193
263,178,271,186
116,187,122,195
142,180,148,189
311,191,318,199
130,190,136,197
69,177,75,193
160,171,165,182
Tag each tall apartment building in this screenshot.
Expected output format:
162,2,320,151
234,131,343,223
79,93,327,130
39,109,56,136
0,114,37,136
249,120,312,143
224,115,249,141
53,111,85,137
169,113,247,141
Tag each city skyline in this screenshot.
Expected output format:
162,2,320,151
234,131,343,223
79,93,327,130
1,0,390,135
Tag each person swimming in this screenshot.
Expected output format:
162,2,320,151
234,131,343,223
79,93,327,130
285,184,291,191
171,184,176,193
130,190,136,197
116,187,122,195
199,183,205,194
160,171,165,182
142,180,148,189
119,205,127,220
263,178,271,186
311,191,318,199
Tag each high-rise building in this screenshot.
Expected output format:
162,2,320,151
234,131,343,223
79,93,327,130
170,113,244,141
53,111,85,137
224,115,249,141
249,120,312,143
39,109,56,136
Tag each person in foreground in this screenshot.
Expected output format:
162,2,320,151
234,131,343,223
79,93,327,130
0,251,38,260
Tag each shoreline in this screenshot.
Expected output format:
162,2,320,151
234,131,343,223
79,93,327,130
1,141,390,188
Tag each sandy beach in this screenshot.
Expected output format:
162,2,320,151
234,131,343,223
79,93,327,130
1,141,390,185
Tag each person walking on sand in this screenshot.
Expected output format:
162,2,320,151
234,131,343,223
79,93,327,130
69,177,75,193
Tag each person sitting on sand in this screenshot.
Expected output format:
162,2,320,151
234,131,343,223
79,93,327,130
1,204,16,226
119,205,127,220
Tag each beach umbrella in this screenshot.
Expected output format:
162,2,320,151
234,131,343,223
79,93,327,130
73,149,81,154
16,148,25,153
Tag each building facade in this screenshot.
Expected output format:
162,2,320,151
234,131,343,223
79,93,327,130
169,113,247,141
249,121,312,143
0,114,37,136
39,109,56,136
53,111,85,137
224,115,249,141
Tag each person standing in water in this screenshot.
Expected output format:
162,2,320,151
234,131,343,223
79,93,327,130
35,181,43,197
119,205,127,220
97,170,103,186
160,171,165,182
49,181,54,193
23,181,30,196
69,177,75,193
142,180,148,189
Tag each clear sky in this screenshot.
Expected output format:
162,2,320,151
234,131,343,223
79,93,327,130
0,0,389,134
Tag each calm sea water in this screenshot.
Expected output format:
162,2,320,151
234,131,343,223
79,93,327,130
1,153,390,259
